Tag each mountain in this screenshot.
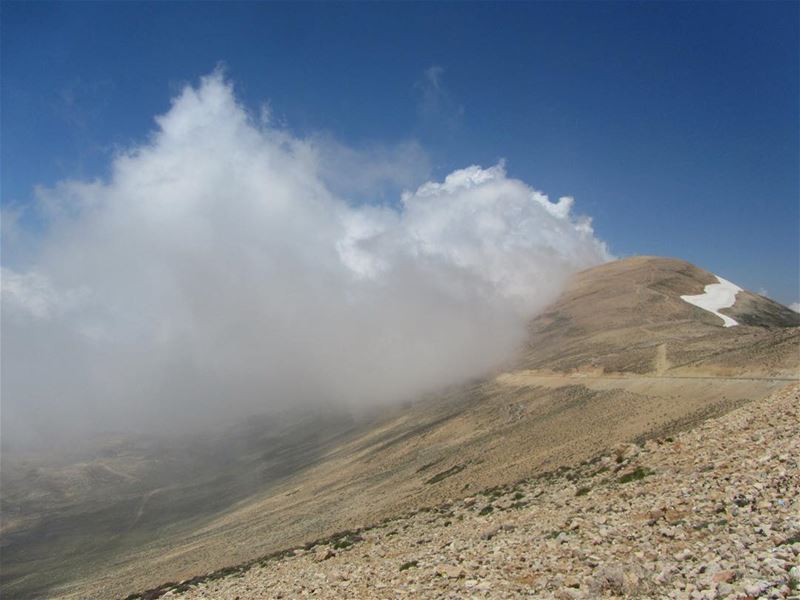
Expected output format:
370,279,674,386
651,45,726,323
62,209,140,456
2,256,797,599
127,382,800,600
518,256,799,376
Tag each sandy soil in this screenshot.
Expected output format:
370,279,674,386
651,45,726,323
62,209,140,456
50,373,792,600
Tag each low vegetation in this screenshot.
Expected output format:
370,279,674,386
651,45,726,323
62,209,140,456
424,464,465,485
617,466,654,484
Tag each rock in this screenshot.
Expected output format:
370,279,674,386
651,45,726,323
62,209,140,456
654,567,673,584
590,565,625,594
622,569,643,594
789,566,800,582
314,547,335,562
437,564,465,579
711,570,737,584
717,582,734,597
674,549,693,561
743,580,770,597
648,509,666,521
616,443,640,462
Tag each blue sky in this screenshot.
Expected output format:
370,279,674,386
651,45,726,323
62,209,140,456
2,1,798,303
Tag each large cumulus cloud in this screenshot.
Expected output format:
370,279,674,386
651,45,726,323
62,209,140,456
1,71,611,445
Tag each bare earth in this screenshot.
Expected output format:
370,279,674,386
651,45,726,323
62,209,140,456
4,257,798,599
144,382,800,599
52,370,795,599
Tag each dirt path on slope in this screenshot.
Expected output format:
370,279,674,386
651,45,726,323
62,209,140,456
129,488,166,530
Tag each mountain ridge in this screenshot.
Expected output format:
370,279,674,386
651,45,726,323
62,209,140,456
517,256,799,377
3,255,797,599
130,382,800,600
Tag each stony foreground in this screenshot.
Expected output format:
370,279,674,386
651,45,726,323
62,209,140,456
147,383,799,600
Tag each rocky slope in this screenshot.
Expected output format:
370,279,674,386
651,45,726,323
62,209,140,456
140,382,800,600
6,256,798,599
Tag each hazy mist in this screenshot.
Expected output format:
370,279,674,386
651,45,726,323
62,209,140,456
1,71,610,447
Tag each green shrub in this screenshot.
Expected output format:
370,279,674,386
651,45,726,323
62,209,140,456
617,466,654,484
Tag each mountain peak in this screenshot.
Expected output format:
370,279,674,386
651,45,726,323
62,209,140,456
519,256,799,376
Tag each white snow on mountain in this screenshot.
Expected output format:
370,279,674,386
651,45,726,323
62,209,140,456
680,275,742,327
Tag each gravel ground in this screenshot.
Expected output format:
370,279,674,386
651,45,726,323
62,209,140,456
147,383,799,600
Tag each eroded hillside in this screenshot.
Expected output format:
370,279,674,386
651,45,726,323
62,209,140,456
141,383,800,600
4,257,798,599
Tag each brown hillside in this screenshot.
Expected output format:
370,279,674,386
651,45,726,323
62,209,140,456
518,256,799,376
3,256,797,600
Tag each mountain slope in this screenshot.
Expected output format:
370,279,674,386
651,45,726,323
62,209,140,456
518,256,799,376
147,383,800,600
4,256,798,599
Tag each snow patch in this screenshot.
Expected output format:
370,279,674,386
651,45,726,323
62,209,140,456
680,276,742,327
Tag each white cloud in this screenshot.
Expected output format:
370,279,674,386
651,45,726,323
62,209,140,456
308,134,430,202
790,302,800,313
1,71,611,445
2,269,64,320
415,65,464,129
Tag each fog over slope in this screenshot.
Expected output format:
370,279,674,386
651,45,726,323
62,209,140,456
1,71,610,446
